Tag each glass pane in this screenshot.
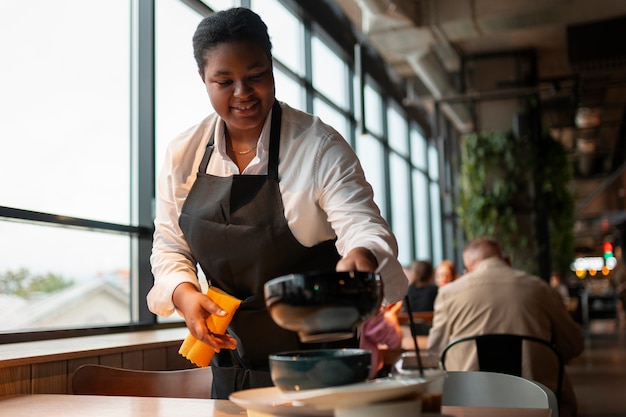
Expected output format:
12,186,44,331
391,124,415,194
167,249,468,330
356,134,387,219
251,0,304,76
200,0,236,10
312,35,349,109
0,0,131,224
411,125,428,170
428,142,439,180
388,103,408,156
430,181,443,263
413,170,431,260
313,98,350,141
275,69,305,112
155,0,210,172
0,221,131,332
390,153,412,265
364,83,383,137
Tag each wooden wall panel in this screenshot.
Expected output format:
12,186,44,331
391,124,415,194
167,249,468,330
166,345,194,370
0,328,188,396
32,361,67,394
142,347,167,371
0,365,30,396
122,351,143,370
99,353,123,367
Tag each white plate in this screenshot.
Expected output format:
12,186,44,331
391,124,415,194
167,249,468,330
229,378,429,416
279,377,429,410
229,386,333,416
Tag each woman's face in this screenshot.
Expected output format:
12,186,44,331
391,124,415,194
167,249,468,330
435,265,454,287
199,40,275,139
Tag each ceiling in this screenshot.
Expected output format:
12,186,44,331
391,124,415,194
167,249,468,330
329,0,626,252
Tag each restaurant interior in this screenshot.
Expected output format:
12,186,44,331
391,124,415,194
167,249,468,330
1,0,626,416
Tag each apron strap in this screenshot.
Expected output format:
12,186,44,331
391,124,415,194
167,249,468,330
198,139,214,174
268,100,282,182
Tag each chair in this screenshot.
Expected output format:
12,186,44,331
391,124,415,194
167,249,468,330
442,371,559,417
72,364,213,399
440,334,564,404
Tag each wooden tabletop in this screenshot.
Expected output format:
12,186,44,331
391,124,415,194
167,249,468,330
0,394,246,417
0,394,552,417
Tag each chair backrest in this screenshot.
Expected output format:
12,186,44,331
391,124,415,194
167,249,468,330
442,371,559,417
72,364,213,399
440,333,564,404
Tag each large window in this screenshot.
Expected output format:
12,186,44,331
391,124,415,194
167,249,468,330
0,0,442,340
357,133,387,219
251,0,304,77
155,0,208,172
0,0,133,333
1,1,131,222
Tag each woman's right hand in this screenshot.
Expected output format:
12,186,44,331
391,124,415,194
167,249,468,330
172,282,238,352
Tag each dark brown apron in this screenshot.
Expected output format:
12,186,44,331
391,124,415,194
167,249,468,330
179,101,354,399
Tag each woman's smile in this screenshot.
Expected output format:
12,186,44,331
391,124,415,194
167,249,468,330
231,101,261,117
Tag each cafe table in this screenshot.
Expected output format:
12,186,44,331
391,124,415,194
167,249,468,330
0,394,551,417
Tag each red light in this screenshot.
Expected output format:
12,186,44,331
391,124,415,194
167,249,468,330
603,242,613,253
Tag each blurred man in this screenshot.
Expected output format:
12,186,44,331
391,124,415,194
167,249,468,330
428,236,584,417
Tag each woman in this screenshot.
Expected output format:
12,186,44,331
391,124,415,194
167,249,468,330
147,7,407,398
435,259,457,287
403,260,438,312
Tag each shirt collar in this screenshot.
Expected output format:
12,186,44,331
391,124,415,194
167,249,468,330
213,108,273,160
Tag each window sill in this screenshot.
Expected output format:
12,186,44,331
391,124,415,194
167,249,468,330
0,327,189,368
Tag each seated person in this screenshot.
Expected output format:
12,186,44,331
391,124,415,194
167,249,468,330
434,259,458,287
427,236,584,417
403,260,438,312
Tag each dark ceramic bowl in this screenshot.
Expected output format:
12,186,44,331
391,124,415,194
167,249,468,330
264,271,382,342
269,348,371,391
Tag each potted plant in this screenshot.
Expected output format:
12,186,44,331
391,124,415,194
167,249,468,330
457,128,574,276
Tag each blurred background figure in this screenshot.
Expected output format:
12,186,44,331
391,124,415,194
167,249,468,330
428,236,584,417
403,260,438,313
435,259,458,287
550,271,570,306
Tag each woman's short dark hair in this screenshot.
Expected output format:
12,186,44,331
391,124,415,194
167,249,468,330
193,7,273,71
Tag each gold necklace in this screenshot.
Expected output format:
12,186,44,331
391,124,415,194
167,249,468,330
228,140,256,155
232,146,256,155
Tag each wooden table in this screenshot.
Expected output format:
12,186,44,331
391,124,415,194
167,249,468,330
0,394,552,417
0,394,245,417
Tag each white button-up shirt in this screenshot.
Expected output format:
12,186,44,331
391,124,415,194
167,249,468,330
147,102,408,316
